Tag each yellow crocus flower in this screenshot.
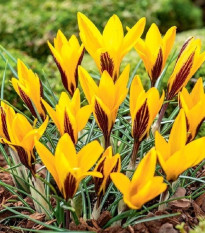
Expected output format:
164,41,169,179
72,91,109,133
11,59,46,120
35,133,103,200
78,12,145,82
0,102,15,140
179,78,205,142
42,88,92,144
167,37,205,100
134,24,176,87
130,75,164,165
111,148,167,210
79,65,129,148
48,30,84,96
155,109,205,181
0,103,48,174
93,146,121,199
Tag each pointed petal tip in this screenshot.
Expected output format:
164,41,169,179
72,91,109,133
77,12,86,22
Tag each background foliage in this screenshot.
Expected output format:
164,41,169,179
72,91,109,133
0,0,205,106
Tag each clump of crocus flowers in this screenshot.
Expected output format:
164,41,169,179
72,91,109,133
1,11,205,230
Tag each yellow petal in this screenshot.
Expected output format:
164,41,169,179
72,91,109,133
131,148,157,193
76,105,92,132
78,12,102,58
103,14,124,52
55,133,77,168
130,177,167,209
110,172,130,194
115,64,130,105
11,114,33,144
169,109,186,155
77,140,103,172
162,26,176,63
11,78,21,96
145,24,162,58
70,88,80,114
98,71,115,109
42,99,62,134
155,131,169,161
35,139,59,186
122,17,146,56
78,66,98,104
130,75,145,118
37,116,48,137
190,77,204,104
183,137,205,167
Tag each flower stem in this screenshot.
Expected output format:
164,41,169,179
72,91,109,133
65,209,70,229
71,210,79,225
156,102,169,132
104,133,111,149
158,186,169,211
130,140,140,169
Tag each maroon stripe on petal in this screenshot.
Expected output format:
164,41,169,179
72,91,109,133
64,172,77,200
64,111,76,144
176,37,193,64
94,100,111,139
151,48,163,86
0,107,10,141
94,157,105,196
14,145,35,174
39,79,44,98
105,158,120,193
133,100,149,142
18,86,37,118
74,48,85,93
167,52,194,100
50,51,69,94
100,52,114,78
111,158,120,173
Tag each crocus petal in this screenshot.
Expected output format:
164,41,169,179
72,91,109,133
155,131,169,161
78,12,103,58
78,66,98,104
78,140,104,172
103,14,124,52
169,109,187,155
131,148,157,192
122,17,146,56
55,133,77,168
35,139,59,186
130,177,167,209
76,105,92,132
111,172,130,194
42,99,62,133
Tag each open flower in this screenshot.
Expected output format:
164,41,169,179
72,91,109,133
42,88,92,144
35,133,103,200
48,30,84,96
78,12,145,82
93,146,121,200
179,78,205,142
167,37,205,100
0,102,48,174
134,24,176,86
11,59,46,120
155,109,205,181
79,65,129,148
111,148,167,209
130,75,164,165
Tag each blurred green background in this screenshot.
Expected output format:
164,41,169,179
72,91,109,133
1,0,205,106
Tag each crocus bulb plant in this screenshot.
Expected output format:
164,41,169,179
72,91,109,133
1,11,205,231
